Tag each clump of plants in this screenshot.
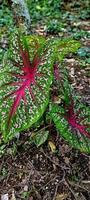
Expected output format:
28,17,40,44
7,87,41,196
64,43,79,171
26,0,61,22
0,30,90,155
45,20,65,34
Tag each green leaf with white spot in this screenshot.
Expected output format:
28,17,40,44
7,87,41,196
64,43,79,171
50,103,90,153
0,33,53,143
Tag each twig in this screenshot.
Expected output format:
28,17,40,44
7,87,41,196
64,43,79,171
52,182,60,200
34,124,53,135
69,181,90,193
65,181,78,200
40,148,60,167
82,180,90,184
40,148,70,171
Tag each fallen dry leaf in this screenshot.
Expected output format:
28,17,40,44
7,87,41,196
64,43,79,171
56,193,68,200
48,141,56,152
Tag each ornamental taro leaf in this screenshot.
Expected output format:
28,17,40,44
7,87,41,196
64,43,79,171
0,34,53,142
50,99,90,153
50,70,90,153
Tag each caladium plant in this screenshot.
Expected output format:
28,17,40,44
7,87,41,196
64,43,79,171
2,31,89,154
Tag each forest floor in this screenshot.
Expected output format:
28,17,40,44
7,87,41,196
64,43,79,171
0,1,90,199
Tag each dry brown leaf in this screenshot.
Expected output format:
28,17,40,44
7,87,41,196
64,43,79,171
55,193,68,200
48,141,56,152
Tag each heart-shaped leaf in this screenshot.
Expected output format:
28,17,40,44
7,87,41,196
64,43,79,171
0,33,53,142
50,102,90,153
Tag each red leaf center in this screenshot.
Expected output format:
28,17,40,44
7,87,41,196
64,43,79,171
64,97,90,138
3,42,43,127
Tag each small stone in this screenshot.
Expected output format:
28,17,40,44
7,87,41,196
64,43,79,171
1,194,9,200
24,185,28,192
